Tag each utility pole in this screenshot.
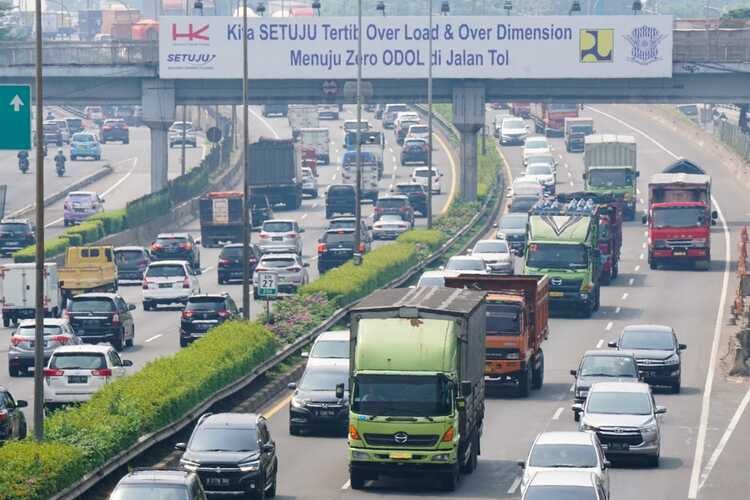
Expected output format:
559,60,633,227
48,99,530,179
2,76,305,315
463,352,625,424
353,0,363,263
241,0,251,318
426,0,433,228
33,0,45,441
181,1,190,176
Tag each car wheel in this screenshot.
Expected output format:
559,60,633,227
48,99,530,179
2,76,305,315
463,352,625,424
143,301,152,311
2,316,9,328
125,326,134,347
124,139,129,145
266,472,277,498
95,155,101,161
672,379,681,394
218,276,225,285
71,155,77,161
112,330,124,351
8,365,20,377
180,338,188,348
19,422,27,439
289,424,301,436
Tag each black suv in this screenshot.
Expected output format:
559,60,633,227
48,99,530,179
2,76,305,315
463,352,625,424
177,413,278,498
180,294,239,347
251,195,274,229
218,243,262,284
150,233,201,272
288,362,349,435
318,229,363,274
114,246,151,282
392,183,428,216
0,387,27,443
373,195,415,224
0,218,35,257
327,216,372,249
66,293,136,351
111,469,207,500
325,185,356,219
100,119,130,144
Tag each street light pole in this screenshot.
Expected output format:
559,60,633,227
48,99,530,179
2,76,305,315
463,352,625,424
426,0,433,229
181,2,190,176
33,0,45,441
353,0,363,262
241,0,251,319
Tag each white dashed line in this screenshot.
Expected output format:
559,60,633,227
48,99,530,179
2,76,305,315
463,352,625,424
569,181,574,187
567,171,572,177
341,480,350,490
564,163,569,169
643,231,648,237
605,321,613,331
507,476,522,495
301,213,308,219
202,266,214,273
642,242,647,249
569,384,575,392
639,253,645,260
639,197,645,205
312,202,318,208
634,265,641,272
145,334,162,343
615,306,622,314
552,407,564,420
636,188,641,195
332,175,337,181
596,339,604,348
621,292,629,300
628,278,635,286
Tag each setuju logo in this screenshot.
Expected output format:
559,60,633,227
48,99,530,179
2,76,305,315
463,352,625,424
166,53,217,66
579,29,614,63
172,23,210,42
624,26,668,66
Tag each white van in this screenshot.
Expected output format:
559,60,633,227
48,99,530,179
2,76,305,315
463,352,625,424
0,263,61,327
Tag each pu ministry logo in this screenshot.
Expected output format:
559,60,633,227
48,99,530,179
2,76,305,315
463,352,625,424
579,29,614,63
624,26,668,65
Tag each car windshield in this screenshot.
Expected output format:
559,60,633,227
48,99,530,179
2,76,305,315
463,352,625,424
486,303,520,335
529,443,598,468
580,356,638,377
155,237,187,246
418,275,445,287
620,329,675,350
66,118,82,127
115,250,146,264
503,118,525,129
586,391,652,415
328,219,355,230
325,232,355,244
69,194,95,204
260,258,296,269
570,125,592,135
171,122,192,131
311,339,349,359
189,428,258,452
17,325,63,337
186,298,225,312
413,169,437,178
69,298,115,313
525,485,598,500
588,169,632,188
397,185,423,194
50,353,106,370
652,206,705,229
111,484,190,500
409,126,429,134
146,265,186,278
446,257,484,271
220,246,246,258
300,368,349,391
527,165,552,175
405,140,426,148
72,134,95,143
387,105,408,113
510,197,539,213
499,216,527,229
526,155,554,167
0,223,28,233
474,241,509,254
526,243,588,269
352,374,451,416
329,186,354,197
525,139,548,149
263,222,294,233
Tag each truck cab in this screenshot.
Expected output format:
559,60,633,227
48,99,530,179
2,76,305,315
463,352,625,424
564,117,594,152
583,135,638,220
59,246,117,302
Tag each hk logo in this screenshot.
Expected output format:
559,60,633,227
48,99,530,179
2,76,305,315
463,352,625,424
172,24,209,42
580,29,614,63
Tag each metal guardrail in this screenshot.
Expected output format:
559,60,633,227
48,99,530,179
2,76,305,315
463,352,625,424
53,107,504,500
714,118,750,162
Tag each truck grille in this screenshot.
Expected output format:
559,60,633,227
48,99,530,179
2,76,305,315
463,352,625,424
486,348,520,360
597,428,643,446
364,433,439,448
665,239,692,248
549,278,582,293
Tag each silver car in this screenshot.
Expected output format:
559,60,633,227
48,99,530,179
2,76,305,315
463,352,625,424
522,470,608,500
301,167,319,198
258,219,305,255
372,214,411,240
303,330,350,367
8,318,80,377
253,253,309,298
575,381,665,466
468,239,514,274
442,255,487,274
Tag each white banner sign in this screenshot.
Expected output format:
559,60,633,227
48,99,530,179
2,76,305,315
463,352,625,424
159,15,673,80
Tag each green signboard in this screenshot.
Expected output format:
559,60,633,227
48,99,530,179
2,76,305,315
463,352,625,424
0,84,31,150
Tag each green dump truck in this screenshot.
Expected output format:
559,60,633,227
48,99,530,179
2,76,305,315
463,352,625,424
347,287,487,491
583,134,638,220
523,200,602,317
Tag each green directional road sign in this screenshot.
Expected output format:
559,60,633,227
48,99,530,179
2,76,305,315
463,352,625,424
0,84,31,150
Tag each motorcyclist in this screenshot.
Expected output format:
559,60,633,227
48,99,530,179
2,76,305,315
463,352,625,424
17,150,29,171
54,149,66,168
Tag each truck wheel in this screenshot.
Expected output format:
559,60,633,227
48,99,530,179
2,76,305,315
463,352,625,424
612,262,619,280
518,365,531,398
350,470,366,490
600,270,611,286
461,434,479,474
593,286,601,311
2,316,9,328
440,463,460,491
532,350,544,390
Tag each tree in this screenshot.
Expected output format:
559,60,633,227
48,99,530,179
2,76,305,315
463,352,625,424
722,7,750,18
0,0,23,41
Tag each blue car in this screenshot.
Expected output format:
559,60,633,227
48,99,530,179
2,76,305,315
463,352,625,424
70,132,101,161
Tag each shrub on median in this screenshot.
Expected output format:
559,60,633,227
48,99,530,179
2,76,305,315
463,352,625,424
12,236,71,263
63,220,104,245
89,209,127,234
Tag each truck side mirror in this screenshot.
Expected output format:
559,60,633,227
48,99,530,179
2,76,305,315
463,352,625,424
711,210,718,219
641,214,648,225
571,403,583,414
636,171,641,177
460,381,473,397
570,369,577,377
581,172,587,179
335,383,345,399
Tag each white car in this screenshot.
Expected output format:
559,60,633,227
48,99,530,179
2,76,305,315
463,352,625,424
522,470,608,500
468,239,514,275
443,255,487,274
405,123,430,142
524,163,556,192
302,330,350,366
301,167,318,198
168,121,197,148
253,253,309,298
394,111,420,129
411,167,442,194
523,136,552,164
520,431,610,496
258,219,305,255
142,260,201,310
43,344,132,409
372,214,411,240
416,270,460,287
498,117,528,145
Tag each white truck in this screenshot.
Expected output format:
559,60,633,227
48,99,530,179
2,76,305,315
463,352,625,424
288,105,319,140
299,127,331,165
0,263,62,327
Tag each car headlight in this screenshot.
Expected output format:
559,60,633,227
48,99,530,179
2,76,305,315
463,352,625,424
642,418,658,433
433,453,451,462
180,459,199,472
664,354,680,365
290,397,307,409
580,422,597,432
238,460,260,473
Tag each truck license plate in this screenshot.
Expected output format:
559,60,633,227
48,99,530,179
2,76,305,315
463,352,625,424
549,291,564,297
674,251,686,256
389,451,412,459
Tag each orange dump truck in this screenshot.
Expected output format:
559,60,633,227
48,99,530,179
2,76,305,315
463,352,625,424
445,274,550,397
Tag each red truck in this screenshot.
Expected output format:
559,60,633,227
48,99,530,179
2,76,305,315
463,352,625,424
530,103,579,136
557,192,624,285
445,274,549,398
644,160,717,270
511,102,531,118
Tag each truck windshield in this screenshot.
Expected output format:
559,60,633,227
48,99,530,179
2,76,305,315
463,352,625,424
652,206,705,228
486,303,520,336
588,169,632,188
352,374,452,417
548,103,578,113
527,243,588,270
570,125,592,135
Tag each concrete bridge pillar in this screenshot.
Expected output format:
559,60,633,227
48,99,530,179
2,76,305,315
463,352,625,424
452,83,485,202
142,79,176,193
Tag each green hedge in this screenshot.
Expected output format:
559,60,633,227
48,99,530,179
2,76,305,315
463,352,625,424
125,189,170,228
396,229,447,252
0,321,278,500
12,236,71,263
63,220,104,245
89,209,127,234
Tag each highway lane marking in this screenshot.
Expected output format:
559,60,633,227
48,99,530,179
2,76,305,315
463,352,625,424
588,106,733,499
202,266,214,273
637,188,641,195
432,129,458,215
567,171,572,177
332,174,337,181
615,306,621,314
144,334,162,343
628,278,635,286
551,407,564,420
569,181,574,187
621,292,629,300
564,163,569,169
642,242,647,249
644,230,648,237
605,321,613,331
596,339,604,348
639,197,645,205
634,265,641,271
569,384,575,392
341,480,351,490
507,476,522,495
247,108,280,139
263,393,293,419
639,253,645,260
301,213,308,219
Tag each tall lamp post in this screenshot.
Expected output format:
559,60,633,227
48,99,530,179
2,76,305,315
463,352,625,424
240,0,255,320
180,2,191,175
353,0,363,263
426,0,434,229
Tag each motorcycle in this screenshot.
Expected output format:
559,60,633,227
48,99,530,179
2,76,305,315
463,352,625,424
18,156,29,174
55,160,65,177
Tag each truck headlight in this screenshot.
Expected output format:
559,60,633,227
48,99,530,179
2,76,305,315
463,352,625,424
238,460,260,473
433,453,451,462
351,451,369,461
691,238,707,248
654,240,668,249
581,282,594,293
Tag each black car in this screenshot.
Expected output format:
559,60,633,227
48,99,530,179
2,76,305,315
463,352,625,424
325,184,356,219
114,246,151,282
100,119,130,144
326,216,372,249
180,293,239,347
570,350,640,421
251,195,274,229
111,469,207,500
66,293,136,351
0,219,35,257
400,138,429,165
373,195,415,224
0,387,27,443
150,233,201,272
392,183,428,216
288,363,349,435
177,413,278,498
42,121,63,146
609,324,686,393
218,243,262,284
317,229,361,274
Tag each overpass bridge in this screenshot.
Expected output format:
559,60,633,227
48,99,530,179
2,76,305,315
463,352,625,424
0,19,747,197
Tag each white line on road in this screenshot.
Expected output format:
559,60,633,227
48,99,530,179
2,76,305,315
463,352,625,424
552,407,564,420
301,213,308,219
144,334,162,343
605,321,613,331
628,278,635,286
621,292,629,300
202,266,214,273
615,306,621,314
247,108,280,139
331,174,337,181
644,230,648,237
569,384,575,392
569,181,574,187
564,163,569,169
634,265,641,271
637,188,641,195
639,253,645,260
639,197,645,205
507,476,522,495
567,171,572,177
596,339,604,348
642,242,647,249
341,481,350,490
311,203,318,208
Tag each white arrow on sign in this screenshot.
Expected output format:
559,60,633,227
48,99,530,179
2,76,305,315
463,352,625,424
10,95,24,112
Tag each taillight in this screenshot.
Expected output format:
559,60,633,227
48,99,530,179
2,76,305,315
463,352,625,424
64,202,70,209
10,336,24,346
286,266,301,272
318,243,327,253
92,368,112,377
286,232,297,237
180,242,192,250
182,310,193,319
182,278,190,289
441,426,455,442
111,313,120,326
218,258,230,267
358,243,365,253
0,410,7,423
399,207,409,212
259,234,269,239
374,207,383,213
62,309,69,319
142,279,150,290
151,243,162,250
50,335,70,345
217,309,230,318
44,368,64,377
255,267,268,273
102,126,112,130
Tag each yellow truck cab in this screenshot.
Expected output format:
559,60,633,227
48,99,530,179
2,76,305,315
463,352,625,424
59,246,117,302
